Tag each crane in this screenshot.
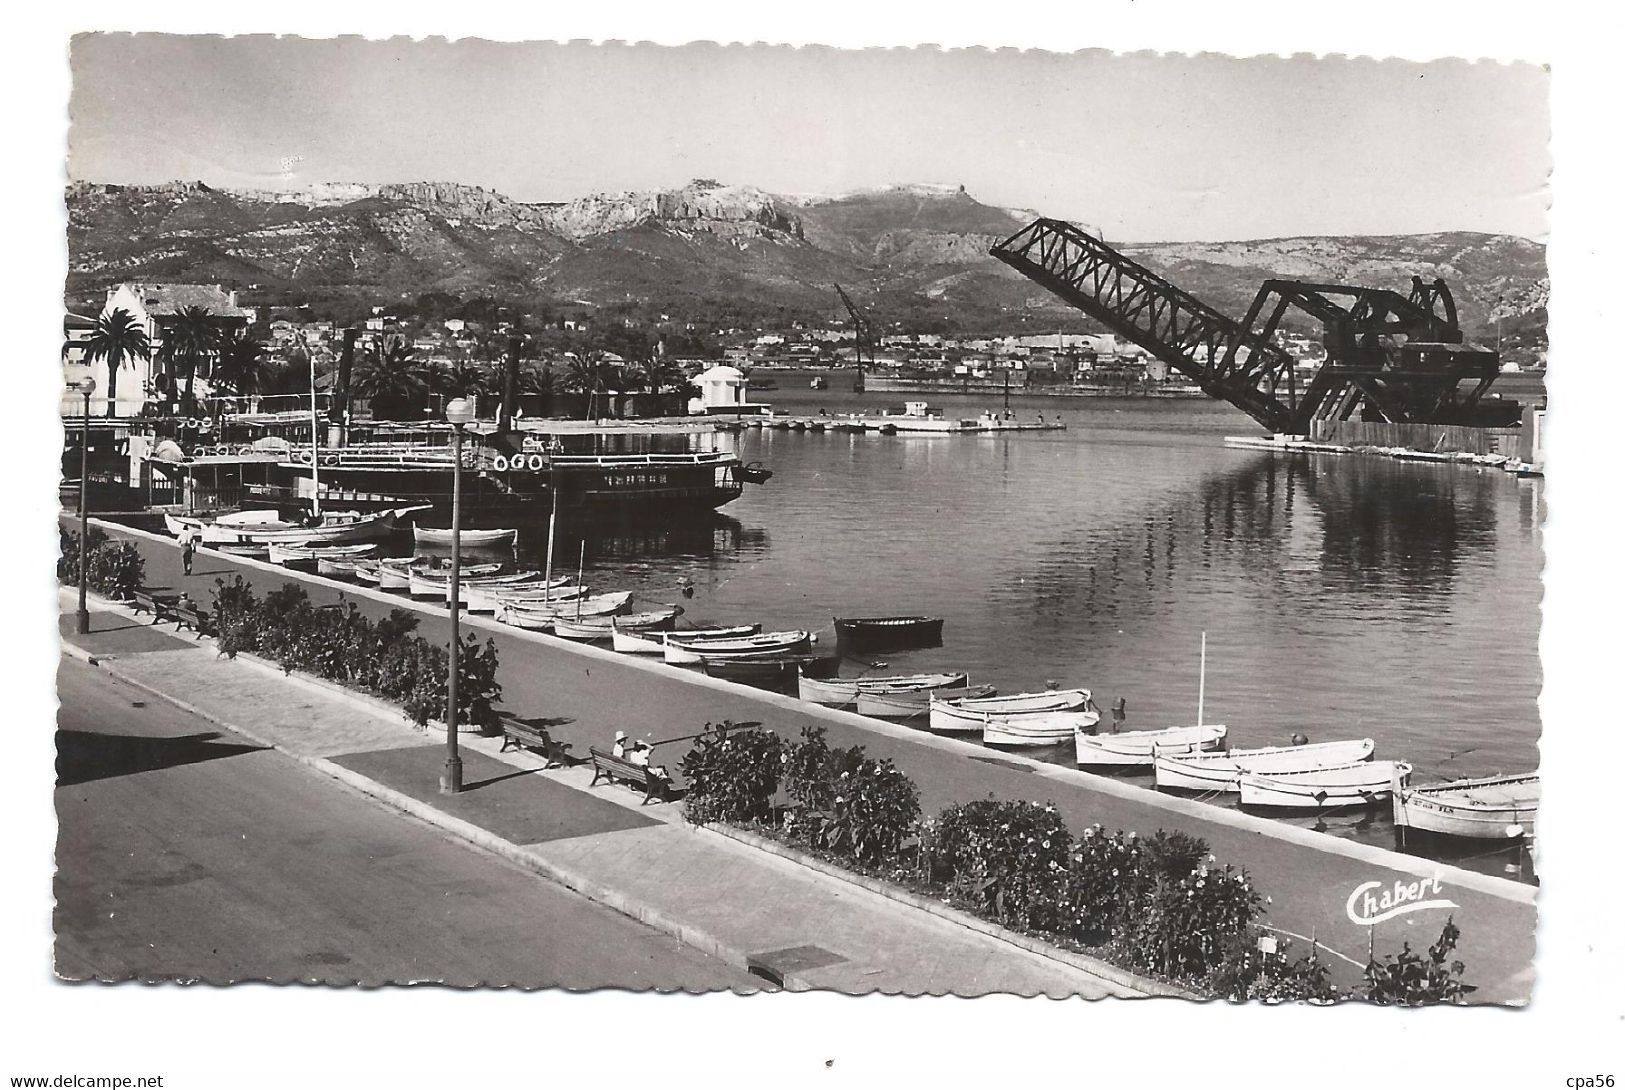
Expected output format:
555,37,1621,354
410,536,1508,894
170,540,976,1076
833,283,874,393
990,218,1509,434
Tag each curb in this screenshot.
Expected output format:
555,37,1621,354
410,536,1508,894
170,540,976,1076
701,821,1188,999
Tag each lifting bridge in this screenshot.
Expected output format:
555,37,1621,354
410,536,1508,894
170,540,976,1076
990,218,1510,435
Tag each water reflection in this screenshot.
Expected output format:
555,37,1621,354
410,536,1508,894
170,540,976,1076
1018,452,1501,623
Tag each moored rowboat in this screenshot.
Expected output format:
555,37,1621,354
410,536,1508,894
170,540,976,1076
982,706,1101,747
1153,738,1375,793
1392,772,1540,838
856,683,996,719
408,568,541,598
1239,760,1413,810
1074,723,1229,767
928,688,1090,735
268,542,378,567
413,526,518,548
833,615,945,650
496,592,634,629
553,609,680,642
664,630,812,665
702,656,812,685
797,671,968,707
612,623,759,655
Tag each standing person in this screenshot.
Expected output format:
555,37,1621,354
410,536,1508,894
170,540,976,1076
180,528,197,576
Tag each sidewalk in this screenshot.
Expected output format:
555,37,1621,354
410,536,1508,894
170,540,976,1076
59,589,1151,998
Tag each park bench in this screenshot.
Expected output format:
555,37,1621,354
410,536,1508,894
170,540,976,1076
129,588,179,625
588,747,675,804
498,716,574,768
172,602,216,638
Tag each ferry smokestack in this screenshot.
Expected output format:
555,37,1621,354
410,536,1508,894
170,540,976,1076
327,327,358,446
500,335,521,433
330,328,357,427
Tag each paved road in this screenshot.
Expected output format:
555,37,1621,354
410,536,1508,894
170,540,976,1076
54,654,760,990
95,520,1538,1000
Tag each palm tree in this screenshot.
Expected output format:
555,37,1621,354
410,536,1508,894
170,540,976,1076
563,351,611,419
427,357,495,401
350,334,429,420
80,308,151,417
213,331,276,402
157,305,226,403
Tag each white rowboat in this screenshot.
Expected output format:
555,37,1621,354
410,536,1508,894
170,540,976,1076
983,708,1101,747
611,624,760,655
928,688,1090,735
408,569,541,598
553,609,680,642
1154,738,1375,793
1239,760,1412,810
797,671,968,707
497,592,634,629
856,683,996,719
1392,772,1540,839
1074,723,1229,767
413,526,518,548
663,630,812,665
268,542,378,567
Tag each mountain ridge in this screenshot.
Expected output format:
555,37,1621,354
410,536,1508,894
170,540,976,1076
66,178,1548,339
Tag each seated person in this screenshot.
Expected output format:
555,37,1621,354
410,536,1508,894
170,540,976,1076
611,731,628,758
627,740,669,780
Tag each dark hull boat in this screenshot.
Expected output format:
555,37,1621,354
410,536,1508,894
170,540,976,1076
833,615,945,650
701,656,813,691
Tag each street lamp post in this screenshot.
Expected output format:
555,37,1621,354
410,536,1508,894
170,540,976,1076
440,397,475,795
75,377,97,635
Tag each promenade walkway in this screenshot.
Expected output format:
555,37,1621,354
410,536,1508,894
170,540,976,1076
59,590,1146,998
74,517,1539,1002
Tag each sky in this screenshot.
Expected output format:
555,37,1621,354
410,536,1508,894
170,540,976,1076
68,35,1550,241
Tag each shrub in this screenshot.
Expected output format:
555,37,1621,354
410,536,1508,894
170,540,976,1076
930,799,1072,928
58,526,145,600
212,575,260,658
1123,856,1261,982
1051,825,1149,940
780,728,920,864
1362,917,1468,1005
681,724,784,826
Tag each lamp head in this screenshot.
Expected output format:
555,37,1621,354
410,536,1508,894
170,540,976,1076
445,398,475,427
77,376,97,396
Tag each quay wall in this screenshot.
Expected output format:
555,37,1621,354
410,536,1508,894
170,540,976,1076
1308,419,1523,457
80,516,1539,1003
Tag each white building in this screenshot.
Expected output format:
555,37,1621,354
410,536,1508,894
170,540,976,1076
91,283,253,415
688,364,769,416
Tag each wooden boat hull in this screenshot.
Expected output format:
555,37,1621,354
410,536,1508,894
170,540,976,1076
269,542,378,567
702,657,811,685
408,569,541,598
496,592,634,629
1074,724,1229,767
983,709,1102,747
1392,772,1540,838
1240,760,1413,810
611,624,760,655
833,616,945,650
1154,739,1375,793
462,579,581,613
664,631,811,665
198,510,395,546
553,609,678,642
796,671,968,707
856,683,995,719
929,688,1089,735
413,526,518,548
210,542,269,559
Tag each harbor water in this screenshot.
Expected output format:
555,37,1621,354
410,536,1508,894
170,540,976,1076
478,389,1545,874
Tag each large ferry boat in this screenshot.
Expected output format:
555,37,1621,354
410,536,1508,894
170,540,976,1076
123,414,762,522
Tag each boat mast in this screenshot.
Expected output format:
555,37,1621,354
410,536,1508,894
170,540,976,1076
575,540,586,621
1197,631,1207,727
309,348,321,517
544,466,557,603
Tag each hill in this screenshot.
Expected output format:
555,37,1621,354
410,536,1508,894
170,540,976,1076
66,178,1547,340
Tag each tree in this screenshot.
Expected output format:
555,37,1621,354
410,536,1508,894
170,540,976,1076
157,306,226,403
80,308,151,417
213,331,276,400
563,351,613,419
351,335,429,420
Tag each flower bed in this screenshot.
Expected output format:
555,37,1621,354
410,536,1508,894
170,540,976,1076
680,724,1467,1003
211,575,502,731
